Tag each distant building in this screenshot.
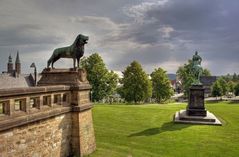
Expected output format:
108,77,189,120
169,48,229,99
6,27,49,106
200,76,217,97
167,73,182,93
0,52,38,89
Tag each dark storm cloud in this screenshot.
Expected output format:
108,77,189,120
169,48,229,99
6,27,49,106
32,0,140,22
0,24,63,46
0,0,239,75
118,0,239,74
109,43,173,69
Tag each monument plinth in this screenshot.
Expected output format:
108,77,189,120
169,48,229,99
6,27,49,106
187,85,207,116
38,68,88,86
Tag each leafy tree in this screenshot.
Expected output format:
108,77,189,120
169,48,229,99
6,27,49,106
176,59,211,96
232,73,239,82
150,68,174,103
81,53,118,102
234,83,239,96
119,61,152,103
202,69,211,76
212,80,223,97
228,81,235,93
217,77,229,95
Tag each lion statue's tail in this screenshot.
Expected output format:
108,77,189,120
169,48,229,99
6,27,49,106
47,53,56,68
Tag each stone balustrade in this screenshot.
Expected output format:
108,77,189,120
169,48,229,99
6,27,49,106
0,85,76,131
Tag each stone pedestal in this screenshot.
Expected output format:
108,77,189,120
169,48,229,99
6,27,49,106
187,85,207,116
174,85,222,125
38,68,88,86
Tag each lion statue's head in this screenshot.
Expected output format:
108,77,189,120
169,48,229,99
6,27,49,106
75,34,89,48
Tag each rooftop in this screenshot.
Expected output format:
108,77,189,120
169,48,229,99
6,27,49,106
0,73,34,89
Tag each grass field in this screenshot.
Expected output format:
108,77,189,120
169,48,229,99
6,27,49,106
89,102,239,157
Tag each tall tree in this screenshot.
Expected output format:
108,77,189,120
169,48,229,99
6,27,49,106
202,69,211,76
217,77,228,95
81,53,118,102
212,80,223,97
150,68,174,103
234,83,239,96
228,81,235,93
119,61,152,103
232,73,238,82
177,59,211,96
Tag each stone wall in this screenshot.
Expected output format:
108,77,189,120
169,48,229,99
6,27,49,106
0,113,72,157
72,110,96,156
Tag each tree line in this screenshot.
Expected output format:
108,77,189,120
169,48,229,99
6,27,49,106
81,53,239,103
212,74,239,97
81,53,173,104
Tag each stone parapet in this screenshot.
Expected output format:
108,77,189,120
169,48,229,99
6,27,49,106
0,85,70,98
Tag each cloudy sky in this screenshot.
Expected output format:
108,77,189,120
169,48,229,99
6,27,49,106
0,0,238,75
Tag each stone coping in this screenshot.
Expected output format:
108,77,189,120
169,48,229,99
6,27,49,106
72,103,93,112
0,84,91,98
42,68,83,73
0,103,93,131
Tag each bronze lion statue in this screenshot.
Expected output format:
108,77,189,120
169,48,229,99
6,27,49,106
47,34,89,68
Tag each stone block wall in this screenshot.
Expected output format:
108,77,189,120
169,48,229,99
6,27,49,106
72,109,96,156
0,113,72,157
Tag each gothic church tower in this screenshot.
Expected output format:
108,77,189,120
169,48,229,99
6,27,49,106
7,54,13,74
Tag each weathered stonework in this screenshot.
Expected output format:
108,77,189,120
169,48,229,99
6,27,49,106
0,113,72,157
37,68,88,86
0,68,96,157
72,110,96,156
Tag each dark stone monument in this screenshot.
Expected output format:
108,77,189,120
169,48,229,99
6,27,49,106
47,34,89,69
187,85,206,116
174,52,222,125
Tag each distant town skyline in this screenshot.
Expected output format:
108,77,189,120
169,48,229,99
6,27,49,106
0,0,239,75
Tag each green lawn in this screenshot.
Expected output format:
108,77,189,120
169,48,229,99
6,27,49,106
89,102,239,157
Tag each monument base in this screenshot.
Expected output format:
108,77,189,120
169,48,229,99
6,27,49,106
186,108,207,117
174,110,222,125
187,85,206,116
38,68,88,86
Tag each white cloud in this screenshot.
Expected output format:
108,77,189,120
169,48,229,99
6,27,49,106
158,26,174,38
123,0,168,24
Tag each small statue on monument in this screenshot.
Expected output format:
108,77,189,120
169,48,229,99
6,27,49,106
192,51,203,85
47,34,89,68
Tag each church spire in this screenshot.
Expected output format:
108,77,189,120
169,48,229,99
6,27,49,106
16,51,20,64
15,51,21,75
